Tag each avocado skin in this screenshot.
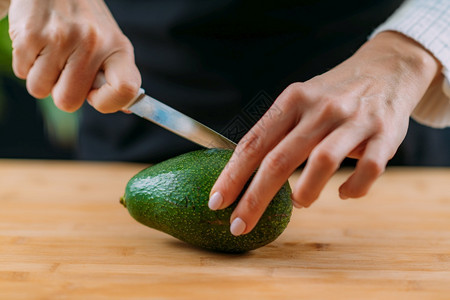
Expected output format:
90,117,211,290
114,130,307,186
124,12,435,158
122,148,293,253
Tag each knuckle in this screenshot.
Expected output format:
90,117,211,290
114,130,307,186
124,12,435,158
370,116,385,133
78,25,99,54
321,97,351,121
26,80,50,99
362,158,385,179
263,151,292,175
333,104,351,120
117,34,134,50
242,193,262,213
281,82,308,107
80,24,97,41
11,27,40,49
52,92,82,113
48,26,69,47
284,82,303,95
236,131,262,160
114,79,139,100
23,23,41,41
8,27,18,41
105,32,134,54
12,58,27,79
292,188,315,208
310,148,340,171
223,169,240,188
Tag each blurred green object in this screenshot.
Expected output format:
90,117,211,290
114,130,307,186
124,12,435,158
0,17,12,75
0,17,11,121
0,17,79,150
38,96,79,149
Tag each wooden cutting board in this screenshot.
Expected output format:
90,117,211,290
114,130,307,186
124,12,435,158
0,160,450,299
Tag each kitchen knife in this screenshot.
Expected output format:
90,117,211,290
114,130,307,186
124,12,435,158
93,73,236,150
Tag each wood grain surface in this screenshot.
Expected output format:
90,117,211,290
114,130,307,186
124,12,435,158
0,159,449,299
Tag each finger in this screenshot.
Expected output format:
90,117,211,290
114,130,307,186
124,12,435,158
339,136,394,199
227,115,334,236
8,2,49,80
25,20,80,99
292,122,369,208
347,140,367,159
51,49,100,112
26,45,72,99
208,92,299,212
87,50,141,113
11,32,45,79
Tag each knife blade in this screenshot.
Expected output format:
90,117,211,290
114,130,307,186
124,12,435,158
93,72,236,150
127,93,237,149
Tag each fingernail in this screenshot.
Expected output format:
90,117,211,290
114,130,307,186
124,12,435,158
230,217,246,236
208,192,223,210
292,201,303,209
339,193,349,200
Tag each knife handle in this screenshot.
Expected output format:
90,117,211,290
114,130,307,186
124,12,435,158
93,72,145,109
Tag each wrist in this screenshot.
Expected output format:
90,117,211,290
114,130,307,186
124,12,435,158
365,31,440,83
353,31,441,111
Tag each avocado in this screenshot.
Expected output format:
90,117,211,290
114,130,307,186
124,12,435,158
121,149,292,253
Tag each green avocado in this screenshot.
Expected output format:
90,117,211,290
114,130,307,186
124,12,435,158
121,148,293,253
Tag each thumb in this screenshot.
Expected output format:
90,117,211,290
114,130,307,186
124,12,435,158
88,51,141,113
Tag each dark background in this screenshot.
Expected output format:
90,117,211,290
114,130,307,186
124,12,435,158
1,62,450,166
1,2,450,166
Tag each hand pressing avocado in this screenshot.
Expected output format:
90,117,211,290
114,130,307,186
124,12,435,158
121,149,292,253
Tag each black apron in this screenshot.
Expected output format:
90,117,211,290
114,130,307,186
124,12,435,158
78,0,404,163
